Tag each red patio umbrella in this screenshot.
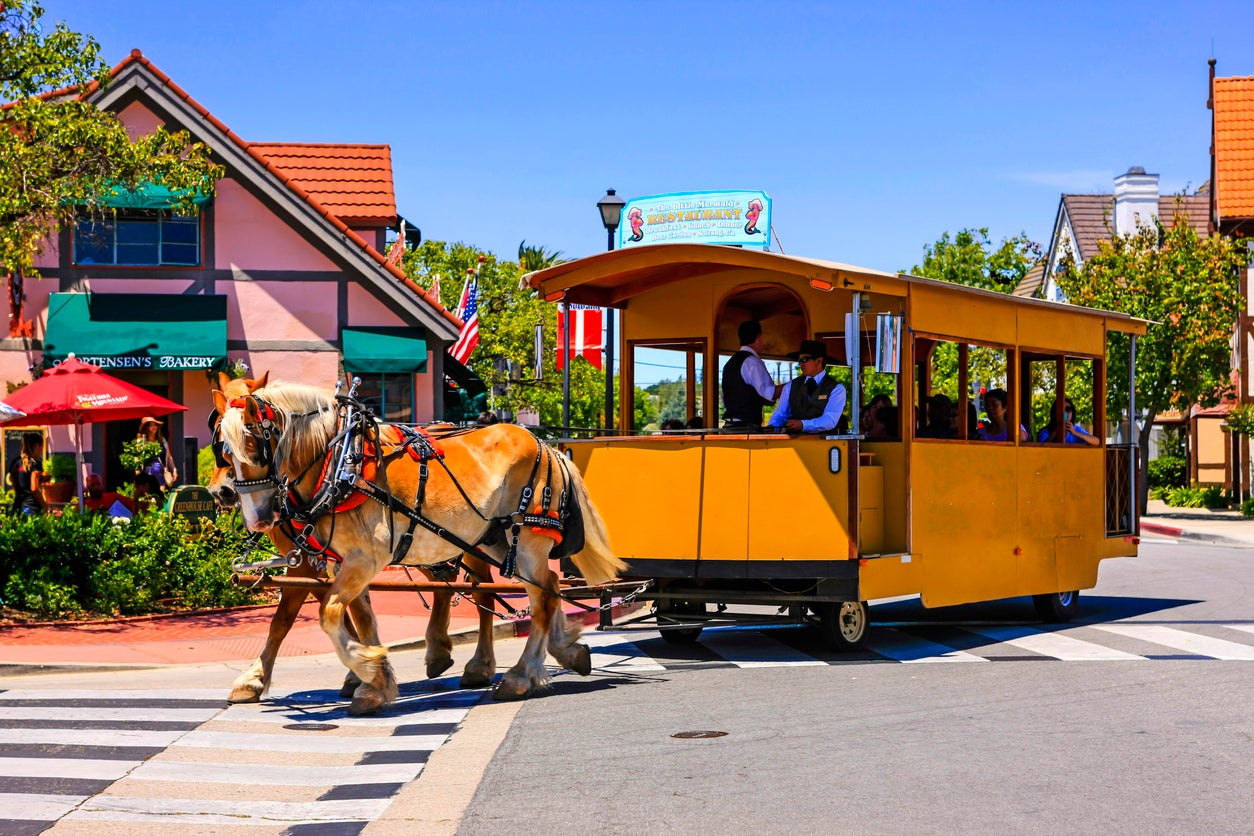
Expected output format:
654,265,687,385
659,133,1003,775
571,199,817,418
0,354,187,506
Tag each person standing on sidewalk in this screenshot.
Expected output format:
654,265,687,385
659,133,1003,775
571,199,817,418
8,432,45,515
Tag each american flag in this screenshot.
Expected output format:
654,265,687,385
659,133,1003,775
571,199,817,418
449,262,481,364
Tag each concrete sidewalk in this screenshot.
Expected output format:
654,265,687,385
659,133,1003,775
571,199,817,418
1139,498,1254,546
0,566,636,670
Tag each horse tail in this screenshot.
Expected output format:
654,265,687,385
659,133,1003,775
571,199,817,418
560,456,625,587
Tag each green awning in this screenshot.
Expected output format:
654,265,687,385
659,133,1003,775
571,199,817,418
342,327,428,374
100,181,212,210
44,293,227,371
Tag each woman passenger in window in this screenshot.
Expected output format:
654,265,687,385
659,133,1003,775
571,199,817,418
1038,398,1100,446
976,388,1028,441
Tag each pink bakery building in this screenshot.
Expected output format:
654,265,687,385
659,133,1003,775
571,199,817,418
2,51,465,489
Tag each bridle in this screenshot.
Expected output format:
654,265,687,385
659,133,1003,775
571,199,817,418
225,394,286,496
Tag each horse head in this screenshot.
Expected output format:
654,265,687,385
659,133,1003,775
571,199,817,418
207,370,268,507
214,388,286,532
216,380,338,533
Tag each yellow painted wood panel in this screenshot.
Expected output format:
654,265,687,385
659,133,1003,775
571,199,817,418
860,554,921,600
699,443,752,560
570,441,702,560
913,443,1021,607
863,441,907,552
1017,307,1104,355
747,441,850,561
909,285,1017,345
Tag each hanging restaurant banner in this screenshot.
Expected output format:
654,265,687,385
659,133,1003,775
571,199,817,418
617,190,772,250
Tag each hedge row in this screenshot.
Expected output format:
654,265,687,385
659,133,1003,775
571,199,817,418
0,511,271,621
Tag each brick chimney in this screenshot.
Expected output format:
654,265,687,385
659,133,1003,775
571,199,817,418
1112,166,1159,236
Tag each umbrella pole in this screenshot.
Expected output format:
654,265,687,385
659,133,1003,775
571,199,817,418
76,418,85,509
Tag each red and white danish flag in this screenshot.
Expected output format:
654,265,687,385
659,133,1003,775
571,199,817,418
556,304,603,371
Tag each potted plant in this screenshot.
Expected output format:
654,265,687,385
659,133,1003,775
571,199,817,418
40,452,77,505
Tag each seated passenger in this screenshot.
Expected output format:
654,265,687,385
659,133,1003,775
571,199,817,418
966,402,982,440
1038,398,1100,446
976,388,1028,441
659,419,685,432
767,339,847,435
861,393,892,430
865,404,899,440
685,415,704,430
917,394,956,439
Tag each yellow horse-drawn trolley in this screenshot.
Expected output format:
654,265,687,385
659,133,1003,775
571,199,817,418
526,244,1144,648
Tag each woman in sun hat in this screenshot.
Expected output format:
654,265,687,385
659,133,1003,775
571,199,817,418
136,416,178,497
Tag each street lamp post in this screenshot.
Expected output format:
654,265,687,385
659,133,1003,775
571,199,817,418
597,189,625,432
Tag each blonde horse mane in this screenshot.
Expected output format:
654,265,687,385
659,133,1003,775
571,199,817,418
219,380,339,473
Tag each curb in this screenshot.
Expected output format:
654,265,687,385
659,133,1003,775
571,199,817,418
1139,520,1248,547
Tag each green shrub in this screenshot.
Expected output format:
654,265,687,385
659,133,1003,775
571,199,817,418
1147,455,1187,489
0,507,265,621
197,444,216,487
1163,483,1228,509
1241,497,1254,518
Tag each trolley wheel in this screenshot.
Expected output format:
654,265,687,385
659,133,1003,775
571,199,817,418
817,601,869,650
657,597,705,644
1033,590,1080,623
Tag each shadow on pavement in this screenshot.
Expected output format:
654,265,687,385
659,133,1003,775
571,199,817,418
869,594,1201,625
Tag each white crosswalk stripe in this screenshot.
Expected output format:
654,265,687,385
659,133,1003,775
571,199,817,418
872,628,988,663
1090,624,1254,659
964,626,1148,661
699,630,828,668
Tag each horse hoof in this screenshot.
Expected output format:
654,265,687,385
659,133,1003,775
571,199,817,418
227,687,262,704
348,694,388,716
338,675,362,699
564,643,592,677
459,671,493,689
426,657,455,678
492,678,531,701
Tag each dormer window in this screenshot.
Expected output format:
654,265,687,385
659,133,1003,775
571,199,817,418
73,209,200,266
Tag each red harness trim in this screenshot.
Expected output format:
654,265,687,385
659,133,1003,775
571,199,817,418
529,507,564,544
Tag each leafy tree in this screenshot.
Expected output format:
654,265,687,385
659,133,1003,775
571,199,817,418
909,228,1041,294
403,240,608,428
1056,211,1247,510
0,1,223,279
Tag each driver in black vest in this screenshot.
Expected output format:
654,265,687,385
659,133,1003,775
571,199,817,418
767,339,848,434
720,320,783,433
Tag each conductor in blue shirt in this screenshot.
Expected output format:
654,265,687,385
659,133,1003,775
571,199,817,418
767,339,847,435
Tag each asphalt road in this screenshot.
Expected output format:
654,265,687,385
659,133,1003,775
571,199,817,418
1,538,1251,834
457,539,1254,835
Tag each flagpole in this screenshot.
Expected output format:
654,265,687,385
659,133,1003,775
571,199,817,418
562,298,571,431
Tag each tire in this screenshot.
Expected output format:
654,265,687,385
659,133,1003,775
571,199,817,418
1033,590,1080,623
657,597,705,644
817,600,869,650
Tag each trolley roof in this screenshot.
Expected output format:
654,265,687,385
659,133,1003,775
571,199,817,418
523,243,1148,335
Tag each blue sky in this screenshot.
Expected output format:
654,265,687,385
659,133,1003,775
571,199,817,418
53,0,1254,275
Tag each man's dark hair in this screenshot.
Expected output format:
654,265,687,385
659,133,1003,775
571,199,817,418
738,320,762,346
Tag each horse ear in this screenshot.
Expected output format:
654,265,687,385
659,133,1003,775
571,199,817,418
243,396,263,423
249,370,270,391
211,389,228,413
217,371,232,390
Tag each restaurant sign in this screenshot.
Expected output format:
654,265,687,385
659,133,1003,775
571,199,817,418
164,485,216,528
617,190,772,250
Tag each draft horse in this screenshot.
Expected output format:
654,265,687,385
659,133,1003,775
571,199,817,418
215,380,624,714
208,374,500,703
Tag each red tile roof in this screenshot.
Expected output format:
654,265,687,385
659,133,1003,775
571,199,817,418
1061,194,1208,261
70,51,458,329
1214,75,1254,220
247,143,397,225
